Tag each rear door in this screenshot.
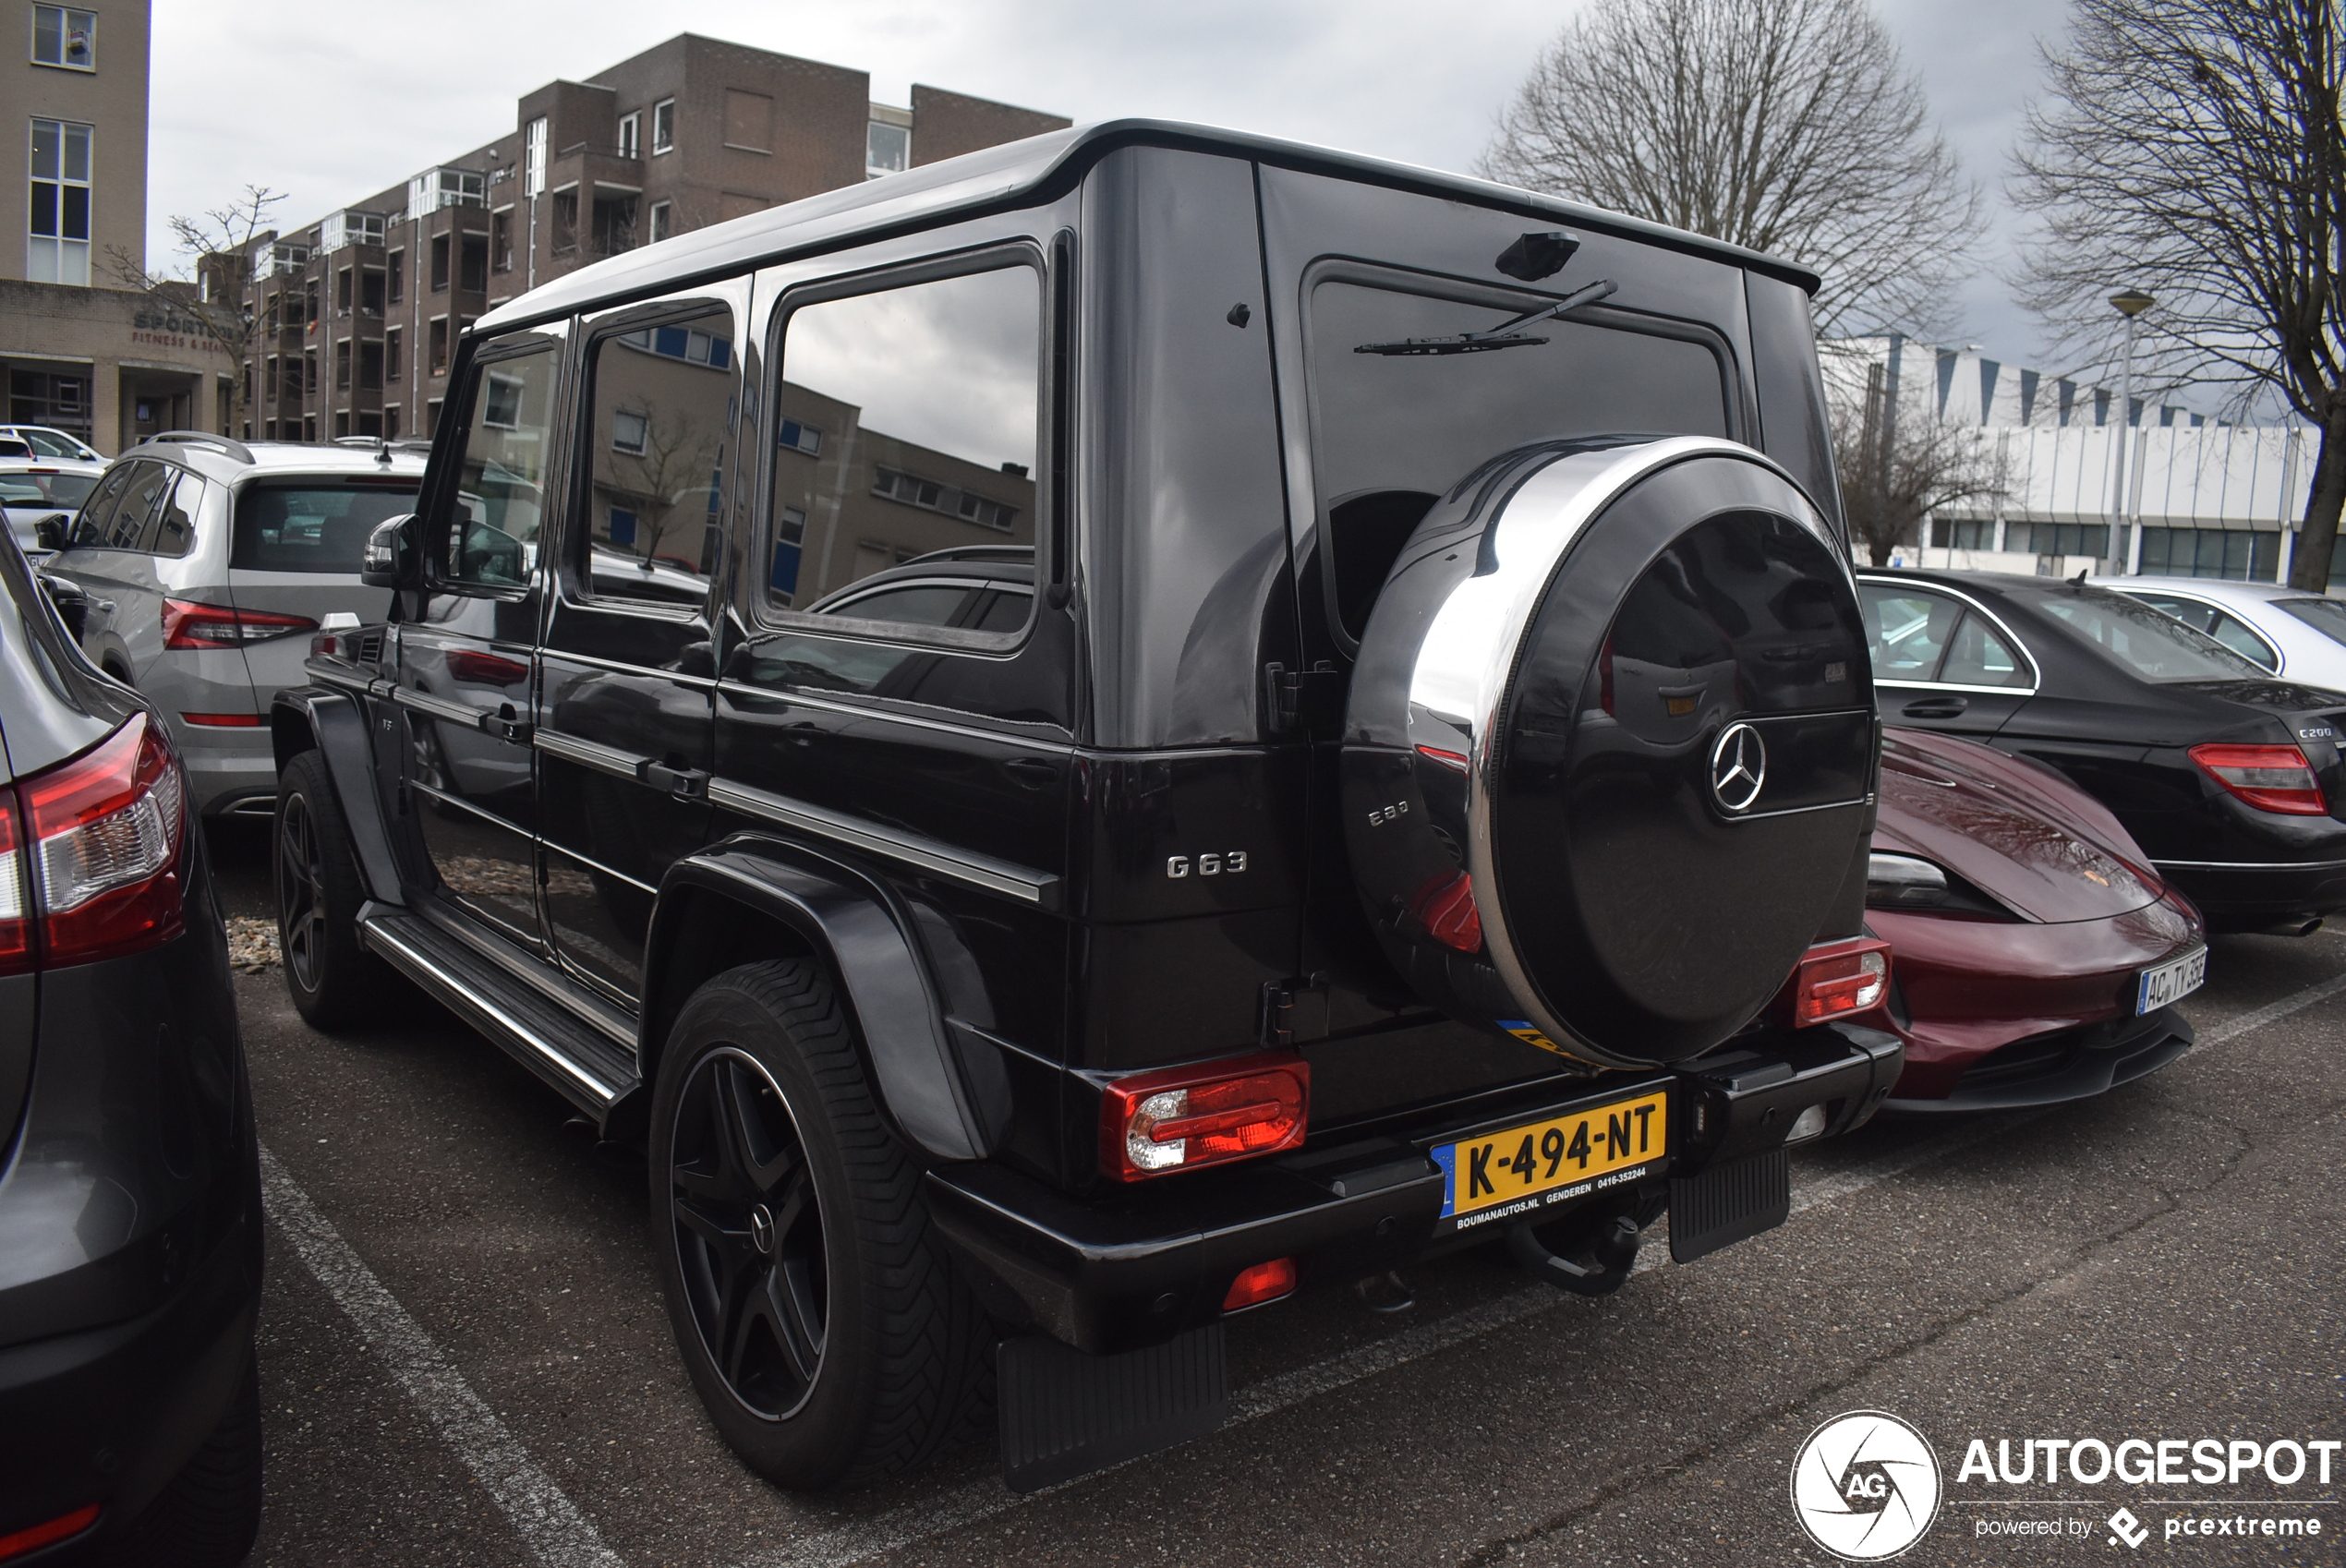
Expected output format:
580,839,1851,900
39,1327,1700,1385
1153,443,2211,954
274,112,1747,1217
1857,578,2037,738
67,459,174,681
533,288,744,1005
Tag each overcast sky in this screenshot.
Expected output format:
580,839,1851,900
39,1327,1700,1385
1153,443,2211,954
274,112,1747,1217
149,0,2071,363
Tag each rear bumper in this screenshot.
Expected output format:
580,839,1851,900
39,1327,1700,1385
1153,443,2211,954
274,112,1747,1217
926,1023,1901,1355
0,1205,260,1550
2153,858,2346,931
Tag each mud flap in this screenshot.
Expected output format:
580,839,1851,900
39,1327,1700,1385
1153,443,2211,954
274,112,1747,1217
1668,1148,1791,1263
997,1323,1227,1492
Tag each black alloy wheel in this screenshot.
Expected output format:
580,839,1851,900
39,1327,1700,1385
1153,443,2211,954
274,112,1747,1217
668,1046,828,1418
648,960,990,1489
273,748,400,1030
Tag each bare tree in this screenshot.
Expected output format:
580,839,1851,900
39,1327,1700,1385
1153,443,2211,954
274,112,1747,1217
1477,0,1984,334
109,186,284,439
2011,0,2345,588
601,403,721,567
1825,347,2012,565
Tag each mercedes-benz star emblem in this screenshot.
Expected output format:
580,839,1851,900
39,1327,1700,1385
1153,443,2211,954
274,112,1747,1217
748,1203,777,1257
1710,722,1768,813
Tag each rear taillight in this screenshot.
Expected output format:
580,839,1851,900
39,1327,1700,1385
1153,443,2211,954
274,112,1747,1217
1100,1052,1309,1181
2189,743,2328,815
1793,938,1891,1026
0,1503,101,1562
1413,870,1483,953
446,649,531,686
163,597,318,649
0,793,29,977
18,714,187,967
182,711,263,727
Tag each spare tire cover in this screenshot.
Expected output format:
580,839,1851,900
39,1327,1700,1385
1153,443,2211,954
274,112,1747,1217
1342,437,1875,1068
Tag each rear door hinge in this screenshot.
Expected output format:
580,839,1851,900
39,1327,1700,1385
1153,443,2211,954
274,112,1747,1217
1263,661,1341,738
1260,980,1297,1048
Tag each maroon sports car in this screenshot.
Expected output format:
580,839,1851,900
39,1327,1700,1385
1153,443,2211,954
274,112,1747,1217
1866,727,2206,1111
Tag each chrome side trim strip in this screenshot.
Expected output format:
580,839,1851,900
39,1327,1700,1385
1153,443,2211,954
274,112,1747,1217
707,778,1061,909
544,837,660,896
360,916,618,1104
1855,575,2047,690
393,685,487,728
2151,858,2346,873
714,681,1079,754
544,645,718,687
408,779,524,835
1877,679,2042,698
533,728,645,781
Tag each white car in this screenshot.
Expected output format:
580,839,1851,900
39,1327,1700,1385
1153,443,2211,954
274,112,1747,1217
2095,574,2346,691
0,424,103,461
0,455,107,556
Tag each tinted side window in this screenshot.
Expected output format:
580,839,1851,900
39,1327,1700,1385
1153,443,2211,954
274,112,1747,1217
767,264,1040,624
1939,612,2033,688
233,479,421,573
67,463,136,545
1860,585,1964,681
441,341,562,588
107,461,171,549
580,308,734,609
153,471,203,558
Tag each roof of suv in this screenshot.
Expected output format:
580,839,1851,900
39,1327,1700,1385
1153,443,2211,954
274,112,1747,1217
481,118,1823,335
115,433,429,485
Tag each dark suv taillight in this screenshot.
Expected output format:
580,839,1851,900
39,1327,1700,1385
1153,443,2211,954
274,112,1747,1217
4,714,189,968
1099,1052,1310,1181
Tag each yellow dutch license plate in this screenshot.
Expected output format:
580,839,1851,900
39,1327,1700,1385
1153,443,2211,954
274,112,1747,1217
1433,1091,1668,1229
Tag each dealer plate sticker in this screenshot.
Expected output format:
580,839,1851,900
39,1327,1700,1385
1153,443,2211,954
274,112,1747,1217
1431,1091,1667,1230
2136,946,2207,1014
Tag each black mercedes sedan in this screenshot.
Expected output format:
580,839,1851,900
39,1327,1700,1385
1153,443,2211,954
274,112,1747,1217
0,529,260,1563
1859,569,2346,934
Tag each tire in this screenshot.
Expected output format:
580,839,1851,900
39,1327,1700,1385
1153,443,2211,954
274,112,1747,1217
649,960,991,1489
117,1351,262,1567
274,747,400,1031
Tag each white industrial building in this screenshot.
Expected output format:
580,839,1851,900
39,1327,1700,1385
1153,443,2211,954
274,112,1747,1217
1820,334,2324,585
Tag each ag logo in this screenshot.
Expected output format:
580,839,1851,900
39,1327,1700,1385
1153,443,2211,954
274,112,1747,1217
1709,722,1767,813
1789,1410,1942,1561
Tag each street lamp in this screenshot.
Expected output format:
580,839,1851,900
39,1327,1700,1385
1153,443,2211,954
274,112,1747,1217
2106,288,2155,574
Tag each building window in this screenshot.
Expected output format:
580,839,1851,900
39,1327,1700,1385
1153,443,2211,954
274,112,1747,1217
359,340,383,391
651,99,675,154
2140,526,2280,583
425,397,443,435
611,407,648,455
429,318,449,377
491,209,513,271
607,506,638,546
334,410,351,439
483,371,527,430
429,233,450,292
336,266,354,316
384,404,402,440
1928,519,1997,551
777,417,821,456
263,419,276,440
386,248,404,305
304,350,318,398
357,411,381,439
27,117,92,285
385,326,403,381
866,120,910,178
335,340,352,391
460,233,488,292
617,111,640,160
302,415,317,444
550,189,578,253
524,116,548,198
2005,522,2110,560
360,268,384,316
647,200,672,245
30,6,94,69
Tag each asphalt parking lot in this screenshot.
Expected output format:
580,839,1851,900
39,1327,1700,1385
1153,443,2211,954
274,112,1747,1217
203,820,2345,1567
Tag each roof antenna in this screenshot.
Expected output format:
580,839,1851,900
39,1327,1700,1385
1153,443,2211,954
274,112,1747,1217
376,437,393,468
2070,567,2091,587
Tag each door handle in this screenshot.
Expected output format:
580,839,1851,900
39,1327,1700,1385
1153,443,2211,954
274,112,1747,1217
1901,695,1969,719
480,704,533,744
636,758,710,801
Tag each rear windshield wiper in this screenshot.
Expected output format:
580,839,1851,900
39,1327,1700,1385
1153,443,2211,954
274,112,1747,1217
1354,278,1619,356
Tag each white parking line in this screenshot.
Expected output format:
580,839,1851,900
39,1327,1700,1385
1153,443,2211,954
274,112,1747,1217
258,1144,626,1568
2198,969,2346,1047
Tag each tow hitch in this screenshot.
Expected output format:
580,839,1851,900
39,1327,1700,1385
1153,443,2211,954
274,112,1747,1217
1508,1212,1643,1296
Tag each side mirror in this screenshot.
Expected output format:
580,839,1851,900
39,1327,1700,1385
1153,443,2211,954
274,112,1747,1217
37,573,88,641
360,513,418,589
31,513,67,552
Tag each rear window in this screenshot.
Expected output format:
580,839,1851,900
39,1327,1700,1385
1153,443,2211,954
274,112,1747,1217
1308,275,1731,641
2026,586,2266,681
2277,597,2346,648
0,471,98,509
233,478,419,573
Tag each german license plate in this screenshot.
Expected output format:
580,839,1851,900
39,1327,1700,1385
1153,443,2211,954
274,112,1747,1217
2136,947,2207,1014
1432,1090,1668,1230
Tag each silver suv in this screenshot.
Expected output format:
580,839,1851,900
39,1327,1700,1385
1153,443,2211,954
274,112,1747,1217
48,432,422,815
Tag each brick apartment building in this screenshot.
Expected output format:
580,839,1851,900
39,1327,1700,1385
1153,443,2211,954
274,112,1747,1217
243,34,1068,445
2,0,224,452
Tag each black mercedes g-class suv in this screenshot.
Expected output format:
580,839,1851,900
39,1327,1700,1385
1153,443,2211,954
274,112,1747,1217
270,121,1899,1493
